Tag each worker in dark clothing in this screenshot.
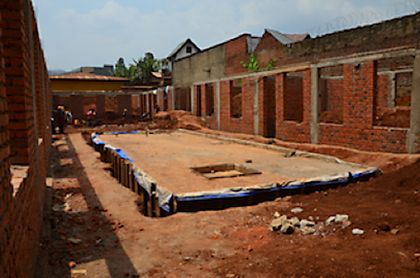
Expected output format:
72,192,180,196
57,106,66,134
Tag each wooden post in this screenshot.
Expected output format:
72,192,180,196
111,152,116,177
153,191,160,217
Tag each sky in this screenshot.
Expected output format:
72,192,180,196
31,0,420,71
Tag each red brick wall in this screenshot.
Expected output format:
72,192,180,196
281,13,420,65
167,87,174,111
0,12,13,276
220,78,254,134
0,1,51,276
254,32,285,69
199,13,418,153
224,35,250,76
2,0,35,165
319,61,408,153
258,75,277,137
276,70,311,143
283,74,304,122
319,66,344,124
198,83,217,129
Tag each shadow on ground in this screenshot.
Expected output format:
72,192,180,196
37,135,139,277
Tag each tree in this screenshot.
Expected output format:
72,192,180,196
115,52,166,84
135,52,159,83
114,57,128,77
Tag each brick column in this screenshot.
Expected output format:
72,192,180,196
343,62,375,128
275,73,285,139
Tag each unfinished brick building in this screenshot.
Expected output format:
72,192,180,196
0,0,52,276
173,13,420,154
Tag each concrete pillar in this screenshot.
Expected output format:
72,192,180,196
172,87,176,110
310,66,320,144
190,85,195,114
407,53,420,153
388,72,396,108
253,79,259,135
216,81,221,130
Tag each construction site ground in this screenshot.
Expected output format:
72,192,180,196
37,130,420,278
99,131,364,194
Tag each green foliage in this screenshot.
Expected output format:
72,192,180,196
115,52,167,84
241,55,277,72
266,59,276,71
241,54,259,72
114,57,128,77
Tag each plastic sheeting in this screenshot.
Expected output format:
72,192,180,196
91,131,380,215
91,132,173,214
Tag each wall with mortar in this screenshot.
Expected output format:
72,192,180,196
190,12,420,153
172,44,225,88
224,34,252,76
0,0,51,277
254,32,286,69
280,13,420,64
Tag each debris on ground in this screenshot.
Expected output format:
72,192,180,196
352,228,365,235
390,228,400,235
154,111,206,130
325,214,350,226
71,269,87,276
52,202,71,212
290,207,303,214
67,237,82,245
271,213,356,236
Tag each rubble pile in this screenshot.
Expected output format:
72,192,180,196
270,208,354,236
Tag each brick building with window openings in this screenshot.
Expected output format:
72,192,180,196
171,13,420,154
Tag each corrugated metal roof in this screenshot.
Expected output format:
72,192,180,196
247,36,261,53
49,72,129,81
265,29,310,45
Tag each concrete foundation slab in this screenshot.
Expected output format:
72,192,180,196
99,131,366,195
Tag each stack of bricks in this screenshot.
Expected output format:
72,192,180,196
0,0,51,276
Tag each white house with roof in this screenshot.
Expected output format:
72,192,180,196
167,39,200,71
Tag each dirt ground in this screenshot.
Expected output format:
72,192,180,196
99,131,364,194
37,131,420,278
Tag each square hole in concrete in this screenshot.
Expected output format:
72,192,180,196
191,163,262,179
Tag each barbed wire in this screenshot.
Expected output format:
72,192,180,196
308,0,420,37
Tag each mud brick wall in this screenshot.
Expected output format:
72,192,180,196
0,0,51,277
